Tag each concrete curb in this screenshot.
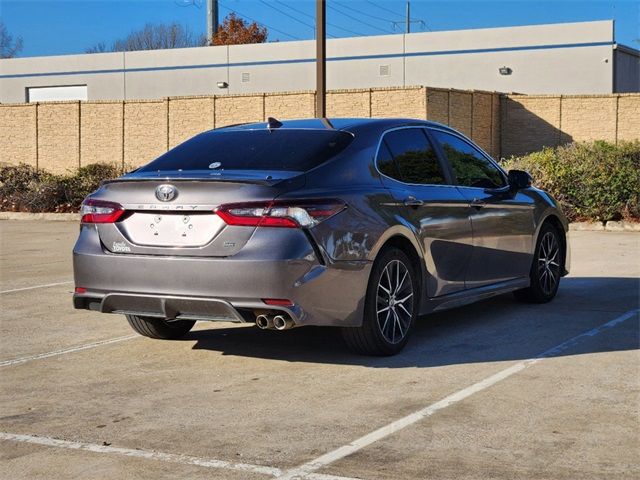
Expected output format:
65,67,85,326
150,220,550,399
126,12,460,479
2,212,639,231
569,221,640,232
0,212,80,221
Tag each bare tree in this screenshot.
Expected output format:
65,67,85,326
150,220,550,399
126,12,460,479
0,21,23,58
85,42,108,54
85,22,206,53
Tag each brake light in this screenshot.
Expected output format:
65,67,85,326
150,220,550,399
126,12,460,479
216,200,345,228
80,199,125,224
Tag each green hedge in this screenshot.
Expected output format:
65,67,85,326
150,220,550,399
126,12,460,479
2,141,639,222
0,163,123,213
502,141,640,222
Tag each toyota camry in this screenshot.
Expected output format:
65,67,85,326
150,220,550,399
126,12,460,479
73,118,569,355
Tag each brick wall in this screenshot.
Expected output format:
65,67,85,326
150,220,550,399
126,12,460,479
501,93,640,157
1,87,638,173
616,95,640,142
81,102,123,167
264,92,315,120
424,88,501,156
38,102,80,173
124,100,168,167
0,104,37,167
168,97,214,149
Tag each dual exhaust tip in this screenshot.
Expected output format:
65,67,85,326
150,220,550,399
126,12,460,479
256,314,294,331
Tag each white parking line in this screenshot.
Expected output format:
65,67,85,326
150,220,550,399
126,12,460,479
0,335,137,368
0,280,73,294
2,311,636,479
0,433,361,480
278,309,640,480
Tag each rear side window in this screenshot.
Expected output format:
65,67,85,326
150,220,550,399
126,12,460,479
377,128,446,185
430,130,506,189
377,142,401,179
139,129,353,173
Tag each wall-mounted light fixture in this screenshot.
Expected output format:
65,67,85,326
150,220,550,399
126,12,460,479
499,66,512,76
217,81,229,88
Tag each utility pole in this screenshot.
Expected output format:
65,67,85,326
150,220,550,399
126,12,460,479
316,0,326,118
207,0,219,45
393,1,426,33
406,1,410,34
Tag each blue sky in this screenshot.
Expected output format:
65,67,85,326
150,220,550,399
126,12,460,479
1,0,638,57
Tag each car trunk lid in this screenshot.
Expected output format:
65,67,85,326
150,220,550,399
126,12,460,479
91,174,304,257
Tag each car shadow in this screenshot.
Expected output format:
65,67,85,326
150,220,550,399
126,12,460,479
183,277,639,368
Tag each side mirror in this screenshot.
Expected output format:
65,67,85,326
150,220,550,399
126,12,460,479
508,170,532,190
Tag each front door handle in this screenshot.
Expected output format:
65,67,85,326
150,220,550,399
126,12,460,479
403,196,424,207
470,198,486,209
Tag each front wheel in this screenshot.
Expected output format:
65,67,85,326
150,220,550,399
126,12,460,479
342,247,418,356
514,223,564,303
126,315,195,339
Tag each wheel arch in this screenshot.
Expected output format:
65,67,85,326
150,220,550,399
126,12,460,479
368,230,426,309
537,213,569,276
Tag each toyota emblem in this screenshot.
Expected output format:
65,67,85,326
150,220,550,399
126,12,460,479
155,184,177,202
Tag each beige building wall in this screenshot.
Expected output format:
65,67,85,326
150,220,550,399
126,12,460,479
1,87,638,173
2,21,629,104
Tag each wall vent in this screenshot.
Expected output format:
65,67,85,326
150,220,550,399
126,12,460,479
241,72,251,83
379,65,390,76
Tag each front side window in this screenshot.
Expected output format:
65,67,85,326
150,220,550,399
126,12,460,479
377,128,446,185
431,130,506,189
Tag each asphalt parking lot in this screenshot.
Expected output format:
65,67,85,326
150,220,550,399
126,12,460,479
0,220,638,480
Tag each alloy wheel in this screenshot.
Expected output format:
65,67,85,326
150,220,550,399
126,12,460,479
376,259,414,344
537,231,560,295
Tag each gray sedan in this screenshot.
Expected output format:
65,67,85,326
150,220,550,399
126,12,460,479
73,118,569,355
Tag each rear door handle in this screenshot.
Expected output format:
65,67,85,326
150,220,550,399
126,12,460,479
403,196,424,207
470,198,486,209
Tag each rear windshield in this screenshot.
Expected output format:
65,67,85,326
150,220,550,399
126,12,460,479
138,129,354,172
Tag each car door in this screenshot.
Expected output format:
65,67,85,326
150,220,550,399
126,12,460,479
429,129,536,289
376,127,473,297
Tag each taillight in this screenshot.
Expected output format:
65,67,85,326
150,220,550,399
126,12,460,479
216,200,345,228
80,199,125,224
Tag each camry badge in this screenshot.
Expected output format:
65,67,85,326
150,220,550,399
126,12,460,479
155,184,177,202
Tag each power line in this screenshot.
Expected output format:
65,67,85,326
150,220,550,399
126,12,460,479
276,1,314,20
218,2,301,40
258,0,316,32
276,1,366,37
364,0,402,17
335,1,402,23
328,3,394,34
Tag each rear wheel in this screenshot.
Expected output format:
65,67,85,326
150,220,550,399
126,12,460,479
126,315,195,339
342,247,418,356
514,223,563,303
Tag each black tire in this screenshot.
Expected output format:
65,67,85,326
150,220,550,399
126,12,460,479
342,247,418,356
126,315,195,339
514,222,564,303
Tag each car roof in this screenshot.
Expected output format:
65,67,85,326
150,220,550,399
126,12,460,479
221,117,456,134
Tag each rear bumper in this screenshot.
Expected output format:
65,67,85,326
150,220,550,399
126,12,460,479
73,225,371,327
